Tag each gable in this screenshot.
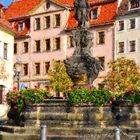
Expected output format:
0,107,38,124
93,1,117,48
30,1,65,15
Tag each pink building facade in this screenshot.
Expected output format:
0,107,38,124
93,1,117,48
4,0,118,88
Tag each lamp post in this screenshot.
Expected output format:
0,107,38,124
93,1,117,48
15,59,22,90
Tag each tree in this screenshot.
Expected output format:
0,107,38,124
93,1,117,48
48,61,73,96
103,57,140,93
0,61,8,80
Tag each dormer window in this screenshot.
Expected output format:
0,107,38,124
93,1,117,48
46,2,50,9
130,0,140,9
18,22,24,32
90,9,98,20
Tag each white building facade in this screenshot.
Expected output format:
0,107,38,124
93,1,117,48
115,0,140,65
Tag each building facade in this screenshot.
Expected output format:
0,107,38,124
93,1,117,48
0,3,16,117
115,0,140,65
4,0,118,88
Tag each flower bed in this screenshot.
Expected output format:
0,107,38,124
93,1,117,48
67,87,140,106
6,88,51,111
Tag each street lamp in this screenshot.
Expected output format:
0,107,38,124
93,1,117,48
14,59,22,90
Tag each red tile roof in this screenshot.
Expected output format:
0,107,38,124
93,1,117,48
67,0,118,28
0,19,17,34
4,0,117,34
4,0,117,20
4,0,42,20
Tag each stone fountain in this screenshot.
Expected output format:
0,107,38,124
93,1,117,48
64,0,101,85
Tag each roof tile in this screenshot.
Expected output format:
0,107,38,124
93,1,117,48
67,0,118,28
4,0,42,20
0,19,17,34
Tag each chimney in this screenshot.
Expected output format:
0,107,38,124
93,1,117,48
0,3,4,19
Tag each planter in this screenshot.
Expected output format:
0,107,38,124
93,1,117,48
7,101,26,126
111,100,131,123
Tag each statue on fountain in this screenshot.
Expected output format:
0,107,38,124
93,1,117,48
64,0,102,85
74,0,90,28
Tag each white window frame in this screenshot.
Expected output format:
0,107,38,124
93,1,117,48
18,22,24,32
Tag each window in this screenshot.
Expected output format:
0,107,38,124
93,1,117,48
98,57,105,70
90,9,98,20
46,2,50,9
130,40,136,52
0,85,4,104
130,0,140,9
23,64,28,76
45,16,50,28
35,18,40,30
98,31,105,44
54,14,60,27
54,37,60,50
44,62,50,74
23,42,28,53
4,43,7,60
118,42,124,53
35,63,40,75
18,22,24,32
68,36,73,48
14,43,17,54
118,21,124,31
45,39,51,51
130,19,135,29
35,40,41,52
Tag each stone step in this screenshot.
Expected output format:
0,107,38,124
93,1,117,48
25,112,85,121
1,126,140,140
29,99,70,113
25,119,100,128
0,132,39,140
0,132,110,140
0,125,40,134
1,130,137,140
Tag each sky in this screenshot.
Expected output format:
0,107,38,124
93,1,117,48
1,0,13,7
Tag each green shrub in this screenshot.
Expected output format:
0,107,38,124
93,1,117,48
6,88,51,111
67,87,140,106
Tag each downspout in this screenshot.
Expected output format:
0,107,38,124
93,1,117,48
112,23,115,61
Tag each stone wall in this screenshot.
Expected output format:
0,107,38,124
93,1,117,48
25,99,140,128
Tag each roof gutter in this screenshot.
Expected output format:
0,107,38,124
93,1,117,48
90,0,117,6
65,21,114,31
8,15,30,22
0,26,17,36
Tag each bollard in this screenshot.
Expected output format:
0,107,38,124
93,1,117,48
40,125,47,140
115,127,121,140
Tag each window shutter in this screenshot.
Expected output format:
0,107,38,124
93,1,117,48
60,37,61,49
53,15,56,27
67,36,70,48
53,38,56,50
43,17,46,29
33,19,36,30
0,42,3,59
43,39,46,52
127,20,130,30
96,32,99,44
33,42,36,52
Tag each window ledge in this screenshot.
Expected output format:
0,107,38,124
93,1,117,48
43,50,51,52
33,51,41,53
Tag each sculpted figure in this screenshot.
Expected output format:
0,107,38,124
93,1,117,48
74,0,90,28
